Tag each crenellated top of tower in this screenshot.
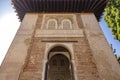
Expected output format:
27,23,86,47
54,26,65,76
11,0,108,21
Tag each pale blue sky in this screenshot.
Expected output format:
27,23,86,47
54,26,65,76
0,0,120,65
99,16,120,55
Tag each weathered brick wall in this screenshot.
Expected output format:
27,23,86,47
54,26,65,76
18,13,101,80
18,37,100,80
73,38,100,80
1,13,120,80
18,38,46,80
18,14,45,80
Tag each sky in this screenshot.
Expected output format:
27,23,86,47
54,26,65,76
0,0,120,65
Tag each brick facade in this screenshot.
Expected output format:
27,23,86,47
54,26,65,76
0,13,120,80
18,13,100,80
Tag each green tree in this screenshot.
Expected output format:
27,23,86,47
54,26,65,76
110,44,120,64
105,0,120,41
117,56,120,64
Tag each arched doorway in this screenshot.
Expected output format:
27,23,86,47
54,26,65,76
45,46,74,80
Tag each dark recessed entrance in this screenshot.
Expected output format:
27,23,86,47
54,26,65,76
45,46,74,80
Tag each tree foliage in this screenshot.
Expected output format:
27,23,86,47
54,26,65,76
117,56,120,64
105,0,120,41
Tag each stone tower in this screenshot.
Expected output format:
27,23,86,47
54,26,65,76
0,0,120,80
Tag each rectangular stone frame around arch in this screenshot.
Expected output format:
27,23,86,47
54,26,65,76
42,43,77,80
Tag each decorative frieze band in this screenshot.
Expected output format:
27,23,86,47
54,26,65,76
35,30,84,37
